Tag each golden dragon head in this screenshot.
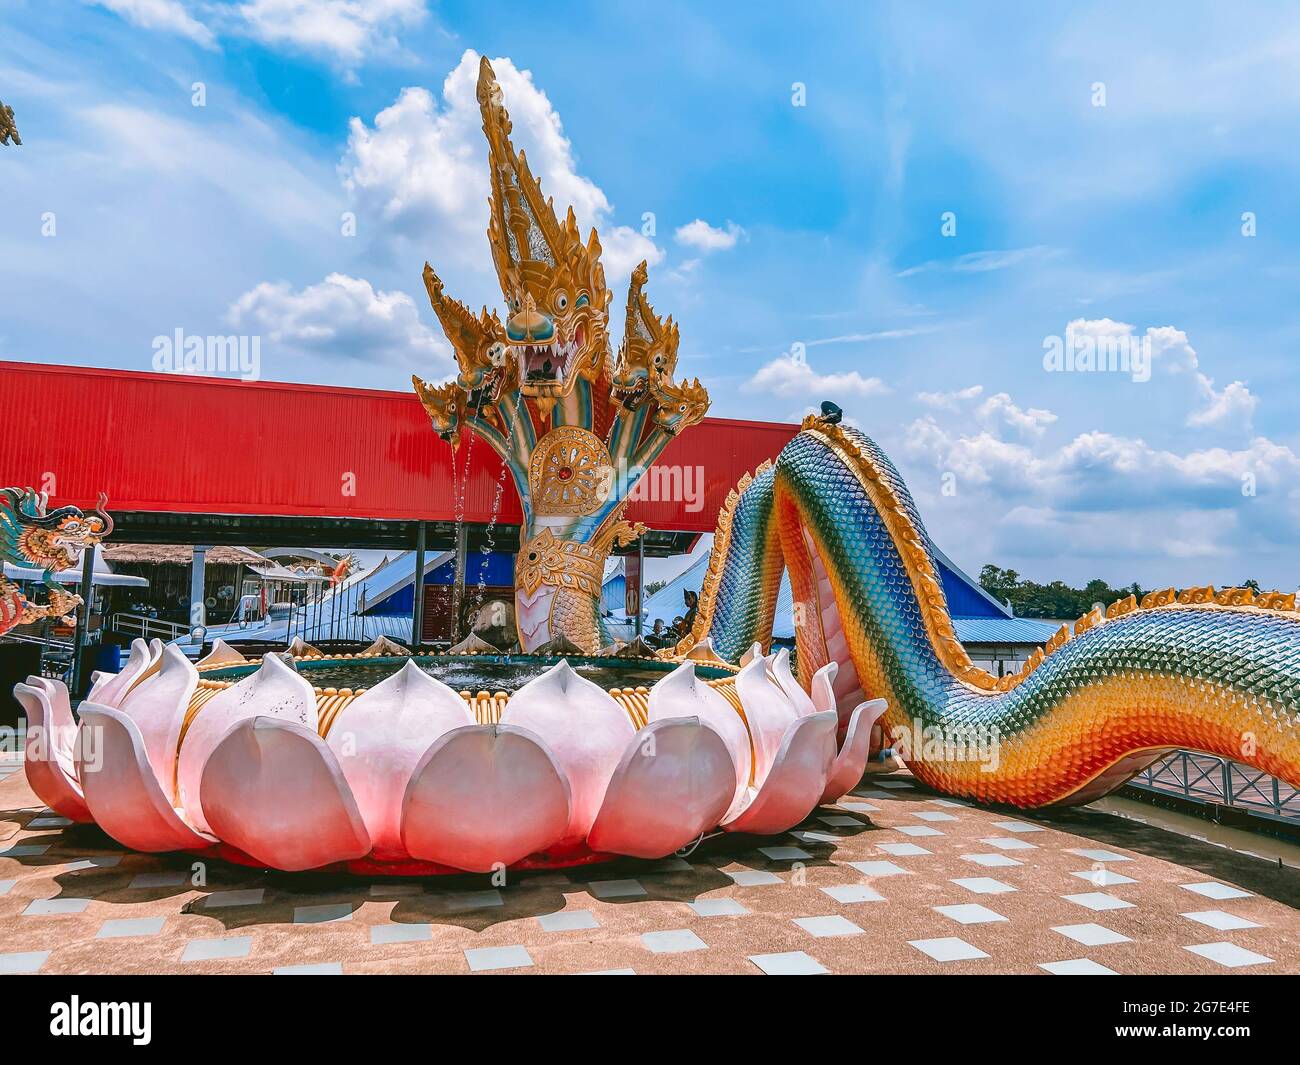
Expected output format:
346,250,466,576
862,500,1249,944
612,259,709,433
412,374,466,449
652,375,711,435
477,57,609,410
613,259,680,411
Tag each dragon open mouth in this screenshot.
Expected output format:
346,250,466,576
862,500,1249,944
613,376,648,410
470,368,506,406
520,324,586,387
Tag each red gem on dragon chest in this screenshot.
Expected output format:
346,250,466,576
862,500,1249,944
557,466,573,481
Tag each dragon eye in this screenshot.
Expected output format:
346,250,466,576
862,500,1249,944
554,291,569,312
653,353,666,368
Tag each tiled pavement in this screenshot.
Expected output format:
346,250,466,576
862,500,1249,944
2,750,1297,975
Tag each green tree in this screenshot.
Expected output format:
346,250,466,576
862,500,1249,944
979,566,1136,619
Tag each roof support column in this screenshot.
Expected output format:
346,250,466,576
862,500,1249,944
71,543,96,696
635,537,644,639
189,546,207,636
412,522,426,648
453,522,468,643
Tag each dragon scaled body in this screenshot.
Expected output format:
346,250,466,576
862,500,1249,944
676,416,1300,808
0,489,113,637
415,58,708,652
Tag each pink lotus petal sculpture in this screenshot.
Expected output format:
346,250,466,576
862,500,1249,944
20,644,886,875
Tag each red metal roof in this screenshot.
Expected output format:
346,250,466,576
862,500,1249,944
1,362,797,533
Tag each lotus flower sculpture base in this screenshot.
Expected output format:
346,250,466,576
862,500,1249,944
17,640,885,876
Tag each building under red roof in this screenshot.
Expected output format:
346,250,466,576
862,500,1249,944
2,362,798,553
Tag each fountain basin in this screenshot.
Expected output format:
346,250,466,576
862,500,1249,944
201,652,735,698
194,651,739,736
18,640,883,877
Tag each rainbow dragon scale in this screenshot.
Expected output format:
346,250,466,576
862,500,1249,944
676,415,1300,808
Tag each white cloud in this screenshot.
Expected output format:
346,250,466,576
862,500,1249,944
806,326,939,348
91,0,217,49
1067,319,1257,433
674,219,745,253
82,103,334,235
913,384,1056,437
977,391,1056,438
917,384,985,409
1188,380,1257,430
340,50,659,294
908,412,1299,505
900,396,1300,574
600,226,665,287
226,272,451,376
235,0,427,63
744,355,889,400
88,0,427,63
897,245,1057,278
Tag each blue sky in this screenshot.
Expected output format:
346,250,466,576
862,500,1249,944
4,1,1300,588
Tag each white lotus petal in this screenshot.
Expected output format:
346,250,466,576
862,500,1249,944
734,655,798,786
587,717,735,858
176,653,317,834
683,637,728,665
401,723,571,873
647,662,751,812
117,644,197,789
85,638,150,708
724,710,837,835
14,682,90,822
771,647,816,716
196,639,247,668
325,660,474,860
820,699,889,804
25,675,73,734
362,635,410,657
811,662,839,714
76,704,213,852
739,641,765,667
500,660,636,842
201,717,370,871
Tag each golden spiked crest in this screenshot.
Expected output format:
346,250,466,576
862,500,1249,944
613,259,681,410
421,263,513,399
476,56,609,403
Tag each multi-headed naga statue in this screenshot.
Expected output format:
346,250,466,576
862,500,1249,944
415,58,709,653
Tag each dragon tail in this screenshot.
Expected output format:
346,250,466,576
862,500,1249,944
690,417,1300,808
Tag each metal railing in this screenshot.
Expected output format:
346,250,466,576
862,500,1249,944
109,613,192,642
1129,749,1298,823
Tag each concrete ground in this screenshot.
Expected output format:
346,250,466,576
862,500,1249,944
2,744,1297,975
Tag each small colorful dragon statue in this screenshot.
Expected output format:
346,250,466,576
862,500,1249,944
415,58,709,653
0,489,113,637
671,412,1300,808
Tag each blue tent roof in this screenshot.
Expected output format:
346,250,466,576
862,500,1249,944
952,617,1058,644
364,549,517,616
601,558,627,615
640,544,1052,647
